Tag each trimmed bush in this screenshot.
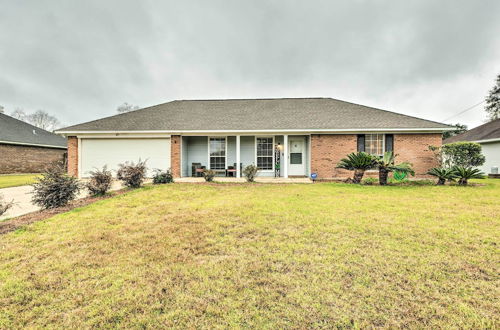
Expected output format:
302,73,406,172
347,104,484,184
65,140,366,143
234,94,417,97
117,160,147,188
0,194,14,216
32,164,81,209
152,169,174,184
86,166,113,196
430,142,486,168
203,169,215,182
243,165,258,182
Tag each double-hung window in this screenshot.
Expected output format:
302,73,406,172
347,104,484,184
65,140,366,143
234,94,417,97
365,134,384,156
358,134,393,156
256,137,273,170
209,137,226,170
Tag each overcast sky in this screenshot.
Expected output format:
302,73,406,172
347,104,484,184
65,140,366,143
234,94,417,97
1,0,499,129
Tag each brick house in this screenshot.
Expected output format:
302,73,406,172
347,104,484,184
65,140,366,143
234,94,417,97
0,113,67,174
56,98,452,179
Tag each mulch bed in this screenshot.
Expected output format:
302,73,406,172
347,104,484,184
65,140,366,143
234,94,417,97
0,190,129,235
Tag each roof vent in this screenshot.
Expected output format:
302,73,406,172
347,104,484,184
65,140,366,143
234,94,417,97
33,129,37,135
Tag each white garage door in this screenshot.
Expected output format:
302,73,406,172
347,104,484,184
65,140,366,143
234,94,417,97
80,138,171,177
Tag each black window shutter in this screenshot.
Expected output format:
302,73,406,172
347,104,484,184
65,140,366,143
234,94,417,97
357,134,365,152
385,134,394,152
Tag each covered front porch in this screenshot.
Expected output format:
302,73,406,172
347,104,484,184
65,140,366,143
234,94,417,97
180,135,310,178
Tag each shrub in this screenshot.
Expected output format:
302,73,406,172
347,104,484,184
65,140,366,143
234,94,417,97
203,169,215,182
32,164,81,209
0,194,14,216
152,169,174,184
452,166,485,186
388,177,409,185
431,142,486,168
85,166,113,196
243,165,258,182
376,152,415,186
361,177,378,185
336,152,377,183
117,160,147,188
427,167,457,185
388,179,435,186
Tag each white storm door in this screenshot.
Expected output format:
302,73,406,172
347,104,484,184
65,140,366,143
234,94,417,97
288,137,305,176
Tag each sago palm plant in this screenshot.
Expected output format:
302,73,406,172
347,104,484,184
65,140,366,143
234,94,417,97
452,166,484,186
427,167,457,185
336,152,377,183
376,151,415,185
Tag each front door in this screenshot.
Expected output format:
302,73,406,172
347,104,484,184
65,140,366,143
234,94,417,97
288,137,306,176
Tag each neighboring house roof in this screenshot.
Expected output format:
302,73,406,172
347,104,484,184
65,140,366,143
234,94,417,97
444,119,500,144
0,113,67,148
58,97,452,133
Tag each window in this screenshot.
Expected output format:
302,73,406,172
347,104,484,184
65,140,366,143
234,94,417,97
365,134,384,155
256,137,273,170
209,137,226,170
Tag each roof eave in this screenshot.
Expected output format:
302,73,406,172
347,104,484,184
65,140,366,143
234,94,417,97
55,127,453,135
0,140,67,149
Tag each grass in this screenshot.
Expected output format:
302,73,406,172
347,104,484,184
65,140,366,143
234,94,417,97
0,174,40,189
0,180,499,328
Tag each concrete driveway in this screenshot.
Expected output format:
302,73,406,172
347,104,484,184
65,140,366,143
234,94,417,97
0,181,124,220
0,185,39,220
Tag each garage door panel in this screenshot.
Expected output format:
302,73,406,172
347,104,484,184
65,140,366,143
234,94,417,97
80,138,170,177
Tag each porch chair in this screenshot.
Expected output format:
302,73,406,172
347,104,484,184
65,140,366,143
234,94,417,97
192,163,206,177
225,163,242,177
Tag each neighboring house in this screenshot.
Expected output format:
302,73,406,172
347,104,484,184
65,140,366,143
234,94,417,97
56,98,453,179
444,119,500,174
0,113,67,174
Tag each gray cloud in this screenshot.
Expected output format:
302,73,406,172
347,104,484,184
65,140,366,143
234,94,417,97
0,0,499,128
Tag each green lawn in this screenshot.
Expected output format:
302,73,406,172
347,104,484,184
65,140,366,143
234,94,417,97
0,174,40,189
0,180,499,328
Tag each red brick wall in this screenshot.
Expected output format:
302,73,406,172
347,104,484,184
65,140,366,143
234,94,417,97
394,133,442,177
67,136,78,177
170,135,181,177
310,134,357,179
0,143,66,174
310,133,442,179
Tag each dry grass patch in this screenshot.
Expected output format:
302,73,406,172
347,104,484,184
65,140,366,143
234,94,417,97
0,180,499,328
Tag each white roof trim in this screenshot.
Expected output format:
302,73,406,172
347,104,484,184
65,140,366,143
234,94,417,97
474,138,500,144
0,140,67,149
56,127,453,135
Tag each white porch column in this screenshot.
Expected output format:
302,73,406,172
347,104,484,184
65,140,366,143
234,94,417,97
236,135,241,178
283,134,288,178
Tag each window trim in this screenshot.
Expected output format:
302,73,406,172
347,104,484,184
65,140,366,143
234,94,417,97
254,136,274,172
207,136,227,170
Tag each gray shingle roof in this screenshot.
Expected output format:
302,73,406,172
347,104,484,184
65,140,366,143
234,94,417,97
59,98,451,132
444,119,500,144
0,113,67,148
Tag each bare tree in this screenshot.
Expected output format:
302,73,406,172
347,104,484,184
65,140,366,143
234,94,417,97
117,102,140,113
26,110,60,131
0,105,4,114
11,108,27,120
